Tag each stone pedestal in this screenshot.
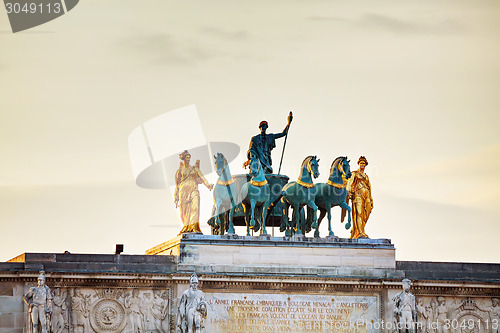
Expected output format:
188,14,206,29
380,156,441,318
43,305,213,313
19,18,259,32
147,234,400,279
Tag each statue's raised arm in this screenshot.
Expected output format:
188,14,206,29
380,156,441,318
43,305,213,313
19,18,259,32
246,112,293,174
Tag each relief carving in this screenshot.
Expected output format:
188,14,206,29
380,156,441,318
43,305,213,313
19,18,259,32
89,299,126,333
71,288,91,333
476,297,500,333
51,288,69,333
152,290,168,333
124,289,143,333
49,287,172,333
406,296,500,333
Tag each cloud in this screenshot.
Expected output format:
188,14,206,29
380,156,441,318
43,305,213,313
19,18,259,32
201,27,249,41
307,16,350,23
360,14,467,35
307,13,467,36
119,32,219,66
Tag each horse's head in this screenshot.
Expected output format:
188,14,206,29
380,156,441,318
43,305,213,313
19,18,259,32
214,153,226,176
306,156,320,179
248,154,261,177
330,157,352,180
340,157,352,179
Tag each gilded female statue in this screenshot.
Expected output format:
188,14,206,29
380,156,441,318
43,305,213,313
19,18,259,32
174,150,213,234
346,156,373,239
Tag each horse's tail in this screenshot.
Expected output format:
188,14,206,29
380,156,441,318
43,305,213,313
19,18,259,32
265,191,285,226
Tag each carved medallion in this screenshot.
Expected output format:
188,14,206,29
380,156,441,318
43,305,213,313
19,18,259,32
90,299,126,333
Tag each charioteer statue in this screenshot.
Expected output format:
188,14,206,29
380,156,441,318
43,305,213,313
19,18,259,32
246,112,293,174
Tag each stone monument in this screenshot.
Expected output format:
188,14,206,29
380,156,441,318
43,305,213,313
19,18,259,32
0,109,498,333
23,271,53,333
177,273,208,333
393,278,417,333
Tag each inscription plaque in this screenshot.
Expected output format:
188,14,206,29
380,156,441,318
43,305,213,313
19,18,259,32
205,293,379,332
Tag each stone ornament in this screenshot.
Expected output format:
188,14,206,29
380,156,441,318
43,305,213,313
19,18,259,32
89,299,126,333
24,271,53,333
393,279,417,333
177,273,208,333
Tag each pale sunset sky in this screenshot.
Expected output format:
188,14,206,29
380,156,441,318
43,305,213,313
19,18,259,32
1,0,499,263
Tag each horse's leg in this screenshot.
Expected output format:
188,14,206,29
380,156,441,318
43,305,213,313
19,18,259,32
227,203,235,234
281,199,290,235
308,200,319,237
317,208,326,236
208,205,217,234
300,207,306,235
250,199,256,231
261,199,270,235
220,203,227,236
215,198,223,235
326,206,334,237
293,203,302,235
340,201,352,230
223,209,231,235
242,202,251,236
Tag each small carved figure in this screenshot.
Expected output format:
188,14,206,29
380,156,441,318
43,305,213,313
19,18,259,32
489,298,500,333
479,298,500,332
24,271,53,333
152,290,167,333
425,305,434,333
160,291,170,333
429,298,438,331
393,279,417,333
416,298,428,333
174,150,214,234
51,288,68,333
124,289,143,333
71,288,90,333
141,292,155,332
436,296,449,333
177,274,208,333
346,156,373,239
246,113,292,174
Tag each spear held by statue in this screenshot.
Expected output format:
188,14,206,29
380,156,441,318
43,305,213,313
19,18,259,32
278,111,293,175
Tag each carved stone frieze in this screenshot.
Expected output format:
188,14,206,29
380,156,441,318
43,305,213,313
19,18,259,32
390,294,500,333
23,283,171,333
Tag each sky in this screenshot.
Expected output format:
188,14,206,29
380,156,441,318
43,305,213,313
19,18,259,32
1,0,499,263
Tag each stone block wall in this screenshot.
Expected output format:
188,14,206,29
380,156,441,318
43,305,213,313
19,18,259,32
0,282,25,333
